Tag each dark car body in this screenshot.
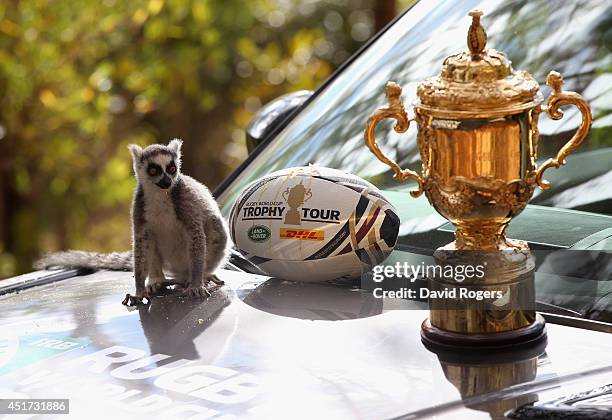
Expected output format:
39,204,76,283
1,269,612,419
1,0,611,419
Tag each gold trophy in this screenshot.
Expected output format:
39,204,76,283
364,10,592,347
365,9,591,252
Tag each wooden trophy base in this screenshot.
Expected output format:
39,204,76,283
421,314,547,351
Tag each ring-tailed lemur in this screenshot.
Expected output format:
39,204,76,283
35,139,230,300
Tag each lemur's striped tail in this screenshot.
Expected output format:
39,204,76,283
34,250,133,271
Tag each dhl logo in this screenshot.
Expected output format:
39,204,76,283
280,228,324,241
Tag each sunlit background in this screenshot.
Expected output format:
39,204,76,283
0,0,418,277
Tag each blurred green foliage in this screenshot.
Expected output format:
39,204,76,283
0,0,414,277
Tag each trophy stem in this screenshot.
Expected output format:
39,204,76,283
454,220,527,251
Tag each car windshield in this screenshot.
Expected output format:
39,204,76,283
217,0,612,321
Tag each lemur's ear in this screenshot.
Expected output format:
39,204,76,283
127,144,143,162
167,138,183,156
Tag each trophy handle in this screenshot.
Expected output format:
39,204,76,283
535,71,592,190
364,81,424,198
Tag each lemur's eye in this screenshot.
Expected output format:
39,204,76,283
167,163,177,174
147,165,161,176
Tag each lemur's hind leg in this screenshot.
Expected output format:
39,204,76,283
182,223,211,298
203,217,229,286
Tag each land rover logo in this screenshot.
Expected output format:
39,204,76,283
248,225,271,242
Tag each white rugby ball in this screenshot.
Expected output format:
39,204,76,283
229,166,399,282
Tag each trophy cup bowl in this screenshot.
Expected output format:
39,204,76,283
364,10,592,348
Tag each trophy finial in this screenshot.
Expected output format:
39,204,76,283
467,9,487,56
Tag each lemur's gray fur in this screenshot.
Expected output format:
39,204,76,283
35,139,230,299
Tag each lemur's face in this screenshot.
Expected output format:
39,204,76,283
144,154,178,189
128,139,182,190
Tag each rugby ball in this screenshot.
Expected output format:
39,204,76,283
229,166,399,282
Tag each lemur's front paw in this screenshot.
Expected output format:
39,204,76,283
182,285,212,299
205,274,224,286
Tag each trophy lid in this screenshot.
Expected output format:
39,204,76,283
416,10,542,116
